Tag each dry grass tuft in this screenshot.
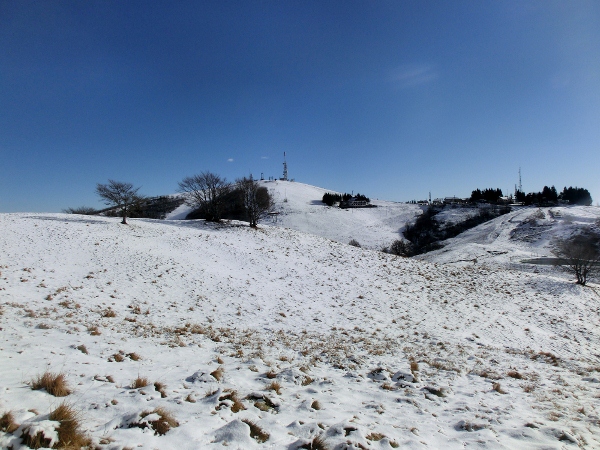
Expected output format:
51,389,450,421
265,370,278,379
76,345,88,354
127,352,141,361
110,353,125,362
507,370,523,379
87,325,101,336
311,400,321,410
366,432,385,441
266,380,282,395
131,376,149,389
492,382,506,394
242,419,270,443
0,411,19,433
135,407,179,436
299,435,329,450
211,366,224,381
101,308,116,318
31,371,71,397
154,381,167,398
49,402,92,449
185,393,196,403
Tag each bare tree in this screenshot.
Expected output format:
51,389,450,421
178,171,230,222
235,176,273,227
552,230,600,286
95,180,143,224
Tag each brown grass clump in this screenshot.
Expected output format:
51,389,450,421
31,372,71,397
87,325,101,336
101,308,116,318
110,353,125,362
242,419,270,443
366,432,385,441
0,411,19,433
492,382,506,394
299,435,329,450
76,345,88,354
507,370,523,379
49,402,92,449
127,352,141,361
409,360,419,382
265,370,278,379
134,407,179,436
311,400,321,410
266,380,282,395
211,366,224,381
154,381,167,398
131,376,149,389
217,390,246,412
185,393,196,403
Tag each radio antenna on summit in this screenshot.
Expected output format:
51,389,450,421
282,152,288,181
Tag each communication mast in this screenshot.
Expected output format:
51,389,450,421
282,152,288,181
518,167,522,193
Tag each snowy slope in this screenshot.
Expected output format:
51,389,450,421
1,213,599,449
418,206,600,269
166,180,421,250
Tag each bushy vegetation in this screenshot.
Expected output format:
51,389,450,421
515,186,592,206
470,188,503,204
402,206,510,256
322,192,370,206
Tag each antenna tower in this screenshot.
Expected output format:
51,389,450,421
282,152,288,181
518,167,522,193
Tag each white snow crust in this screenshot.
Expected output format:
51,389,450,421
1,187,600,449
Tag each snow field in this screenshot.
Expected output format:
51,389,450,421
0,211,599,449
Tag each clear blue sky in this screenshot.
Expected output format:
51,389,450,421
1,0,599,212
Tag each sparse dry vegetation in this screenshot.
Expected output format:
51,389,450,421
131,376,149,389
49,402,92,449
242,419,270,443
0,411,18,433
132,407,179,436
31,372,71,397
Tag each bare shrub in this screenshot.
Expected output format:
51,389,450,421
348,239,361,248
242,419,270,443
552,230,600,286
31,372,71,397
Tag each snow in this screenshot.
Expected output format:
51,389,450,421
1,186,600,449
165,180,421,249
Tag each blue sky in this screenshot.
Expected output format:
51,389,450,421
1,0,599,212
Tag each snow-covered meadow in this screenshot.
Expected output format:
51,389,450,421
1,188,600,449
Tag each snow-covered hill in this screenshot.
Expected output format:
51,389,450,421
1,212,599,449
166,180,421,250
418,206,600,270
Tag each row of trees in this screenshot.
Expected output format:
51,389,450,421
89,172,273,227
470,188,503,204
515,186,592,206
321,192,370,206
